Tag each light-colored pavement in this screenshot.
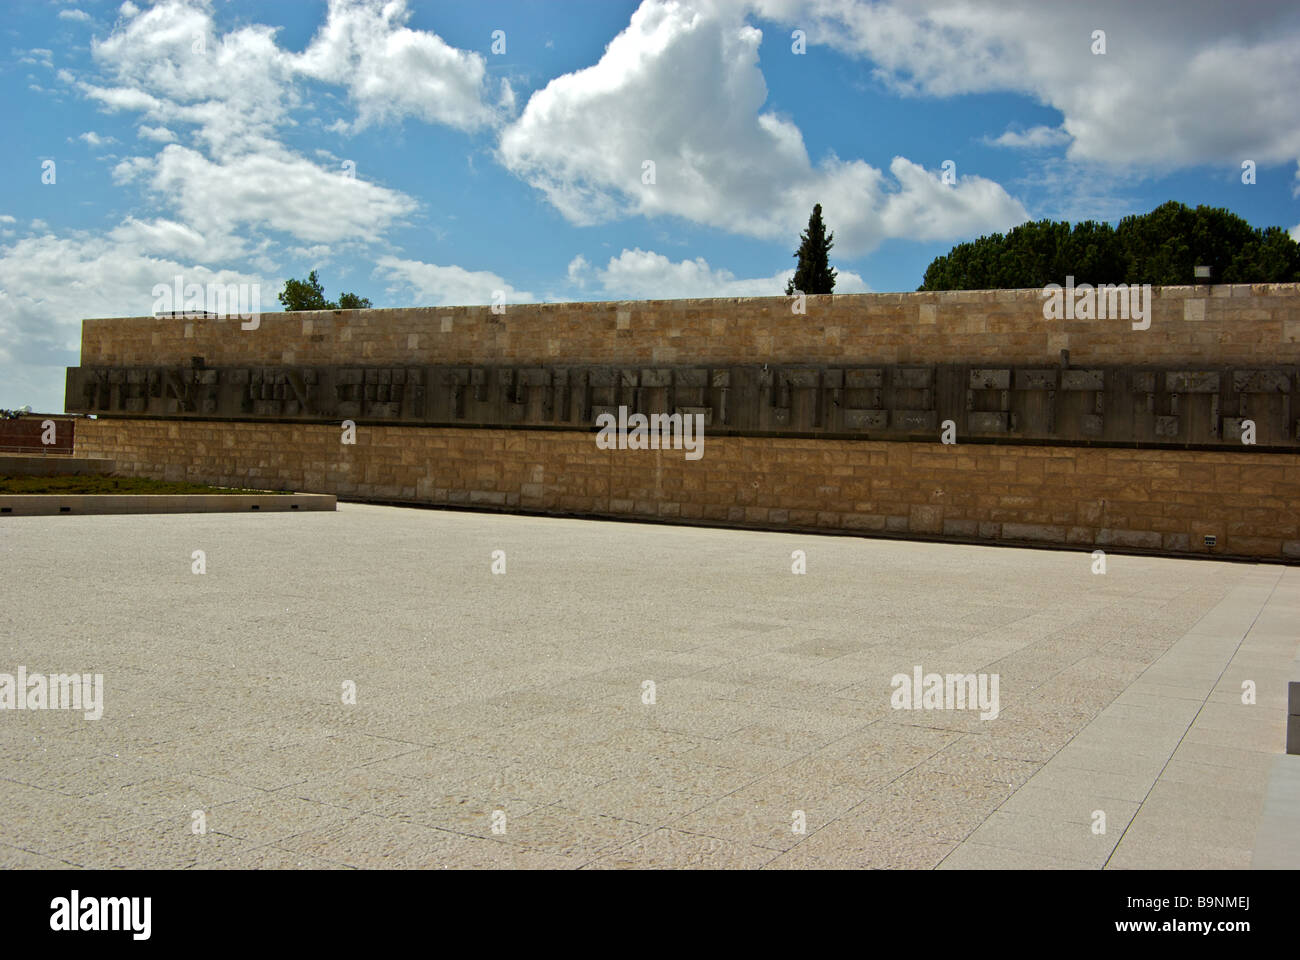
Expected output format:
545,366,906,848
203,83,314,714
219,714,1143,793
0,503,1295,869
941,566,1297,869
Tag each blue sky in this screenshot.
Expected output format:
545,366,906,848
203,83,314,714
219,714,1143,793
3,0,1299,412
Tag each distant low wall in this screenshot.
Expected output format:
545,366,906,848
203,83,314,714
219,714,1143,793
0,416,75,455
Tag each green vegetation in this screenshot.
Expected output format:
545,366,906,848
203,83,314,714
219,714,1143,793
0,475,283,495
786,203,838,295
918,201,1300,291
277,270,373,311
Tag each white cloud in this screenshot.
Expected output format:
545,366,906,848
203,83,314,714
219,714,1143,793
141,145,416,245
876,157,1027,242
20,48,54,68
107,216,230,261
498,78,516,115
576,247,869,300
986,125,1072,150
87,0,295,156
57,9,92,22
291,0,499,133
567,254,590,288
2,0,522,411
67,0,485,256
499,0,1026,255
752,0,1300,170
286,244,334,262
137,124,177,142
0,232,264,411
81,84,166,115
375,256,534,307
77,131,115,146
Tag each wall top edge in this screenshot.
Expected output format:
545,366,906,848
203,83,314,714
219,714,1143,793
77,282,1300,324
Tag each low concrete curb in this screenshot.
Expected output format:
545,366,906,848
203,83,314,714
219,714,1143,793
0,493,335,516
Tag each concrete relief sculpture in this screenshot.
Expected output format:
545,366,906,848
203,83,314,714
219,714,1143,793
65,362,1299,448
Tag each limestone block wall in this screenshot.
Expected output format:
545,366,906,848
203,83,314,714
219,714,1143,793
74,418,1300,561
71,284,1300,560
81,284,1300,369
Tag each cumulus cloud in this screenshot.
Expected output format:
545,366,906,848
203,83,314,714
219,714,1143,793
375,256,534,307
573,247,869,300
57,9,92,22
142,145,416,245
82,0,500,150
499,0,1027,255
67,2,425,257
86,0,294,156
1,0,516,409
292,0,500,132
751,0,1300,169
986,125,1072,150
137,124,177,142
108,216,233,261
567,254,591,288
0,231,264,412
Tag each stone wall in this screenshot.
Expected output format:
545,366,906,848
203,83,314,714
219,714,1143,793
74,418,1300,561
82,284,1300,368
71,284,1300,560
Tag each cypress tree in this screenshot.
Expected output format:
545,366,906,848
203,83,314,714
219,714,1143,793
785,203,837,295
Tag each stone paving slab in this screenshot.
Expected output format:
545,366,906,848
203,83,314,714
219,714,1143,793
941,566,1300,870
1251,756,1300,869
0,504,1296,869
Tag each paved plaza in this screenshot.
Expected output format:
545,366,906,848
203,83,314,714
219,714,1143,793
1,504,1296,869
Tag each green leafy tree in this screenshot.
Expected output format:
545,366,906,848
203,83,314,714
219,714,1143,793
278,270,373,311
919,202,1300,290
785,203,837,295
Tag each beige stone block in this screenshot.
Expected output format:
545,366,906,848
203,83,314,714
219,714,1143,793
909,504,943,533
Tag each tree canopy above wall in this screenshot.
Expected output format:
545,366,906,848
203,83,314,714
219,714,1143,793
278,270,373,311
918,201,1300,291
